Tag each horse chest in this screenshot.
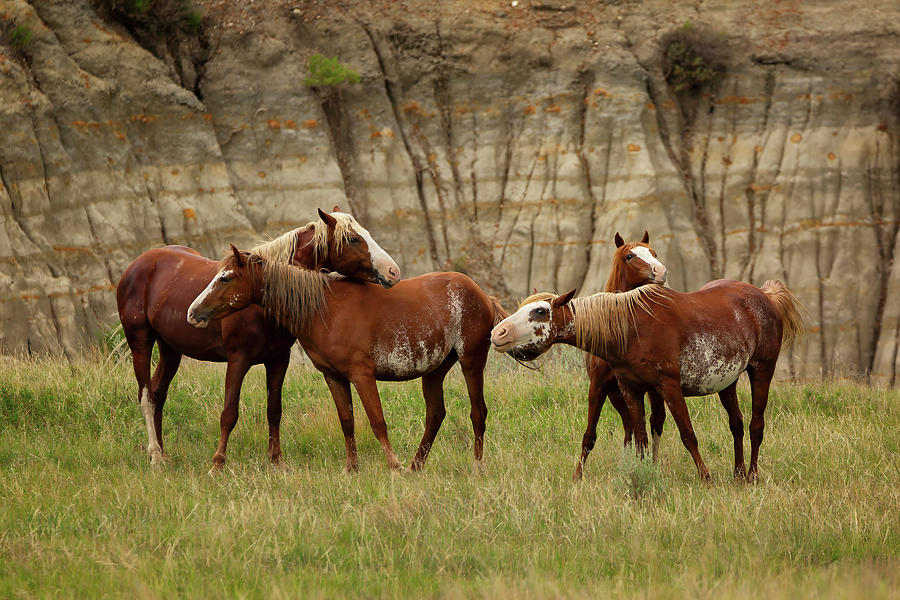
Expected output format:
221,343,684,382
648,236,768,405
678,333,750,396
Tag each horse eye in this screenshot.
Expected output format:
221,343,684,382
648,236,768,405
220,275,232,283
535,307,547,316
626,253,634,260
349,236,360,245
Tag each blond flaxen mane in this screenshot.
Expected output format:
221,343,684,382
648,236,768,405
259,260,330,335
250,212,362,265
571,285,672,356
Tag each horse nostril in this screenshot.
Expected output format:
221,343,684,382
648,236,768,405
494,327,507,339
389,266,398,278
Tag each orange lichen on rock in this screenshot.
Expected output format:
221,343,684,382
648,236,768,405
827,152,836,160
545,104,561,113
790,133,802,143
284,120,297,129
627,143,641,153
183,208,196,219
524,105,536,115
267,119,281,129
302,119,318,129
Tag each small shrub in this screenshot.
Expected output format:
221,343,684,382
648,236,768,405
661,21,727,95
305,53,361,88
616,448,667,500
9,24,32,50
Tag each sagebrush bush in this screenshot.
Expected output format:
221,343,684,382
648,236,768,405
662,21,727,95
305,53,361,88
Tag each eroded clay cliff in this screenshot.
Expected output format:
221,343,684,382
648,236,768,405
1,0,898,381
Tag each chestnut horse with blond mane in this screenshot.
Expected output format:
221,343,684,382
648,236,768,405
117,208,400,470
187,246,514,473
578,231,668,480
491,279,804,481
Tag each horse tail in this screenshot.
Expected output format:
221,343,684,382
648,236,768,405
488,296,509,327
760,280,806,347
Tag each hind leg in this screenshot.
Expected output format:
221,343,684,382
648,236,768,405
324,373,358,472
648,390,666,463
123,324,163,465
264,354,291,465
149,341,182,459
718,381,746,479
747,364,775,482
210,357,251,473
620,385,649,458
411,356,455,471
459,349,489,464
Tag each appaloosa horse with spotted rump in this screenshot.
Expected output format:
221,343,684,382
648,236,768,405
117,208,400,470
188,246,515,473
491,279,804,481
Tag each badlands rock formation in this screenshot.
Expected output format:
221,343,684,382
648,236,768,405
0,0,898,381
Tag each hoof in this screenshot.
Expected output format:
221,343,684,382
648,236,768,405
343,462,359,474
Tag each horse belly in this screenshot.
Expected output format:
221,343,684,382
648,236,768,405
679,333,750,396
372,335,452,380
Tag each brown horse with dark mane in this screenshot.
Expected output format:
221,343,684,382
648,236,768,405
116,208,400,470
187,246,513,473
491,279,804,481
577,231,667,480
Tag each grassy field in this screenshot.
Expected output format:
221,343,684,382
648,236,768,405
1,350,898,599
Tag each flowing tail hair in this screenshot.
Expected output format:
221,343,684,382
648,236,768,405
760,280,806,347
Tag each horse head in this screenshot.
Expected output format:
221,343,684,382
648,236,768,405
490,289,577,359
187,245,261,327
308,207,401,288
606,231,666,292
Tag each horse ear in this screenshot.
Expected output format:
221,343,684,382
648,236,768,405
332,205,343,213
230,244,244,267
553,288,577,308
532,287,538,295
641,230,650,243
318,208,338,229
614,232,625,248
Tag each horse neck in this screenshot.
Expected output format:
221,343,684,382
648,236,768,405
571,288,666,360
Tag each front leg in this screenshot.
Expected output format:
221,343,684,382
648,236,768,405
264,353,291,466
351,376,404,472
323,373,358,473
210,357,251,473
619,384,649,458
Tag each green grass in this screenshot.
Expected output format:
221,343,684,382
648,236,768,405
1,351,898,598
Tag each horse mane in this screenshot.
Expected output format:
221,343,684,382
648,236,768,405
518,292,557,308
260,260,330,335
603,246,631,292
571,285,672,356
219,251,330,334
249,212,361,265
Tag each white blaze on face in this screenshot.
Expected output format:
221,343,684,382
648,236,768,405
631,246,666,283
491,300,553,351
338,212,400,285
187,269,233,327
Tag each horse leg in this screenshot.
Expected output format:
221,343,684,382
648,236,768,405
351,376,403,472
620,385,649,458
574,375,610,481
209,357,251,473
459,350,489,465
124,324,163,466
149,341,182,459
410,361,453,471
717,381,746,480
264,354,291,466
657,381,710,481
747,364,775,482
648,390,666,463
323,374,358,472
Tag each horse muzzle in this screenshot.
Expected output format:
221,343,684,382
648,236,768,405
373,263,401,288
187,307,211,328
